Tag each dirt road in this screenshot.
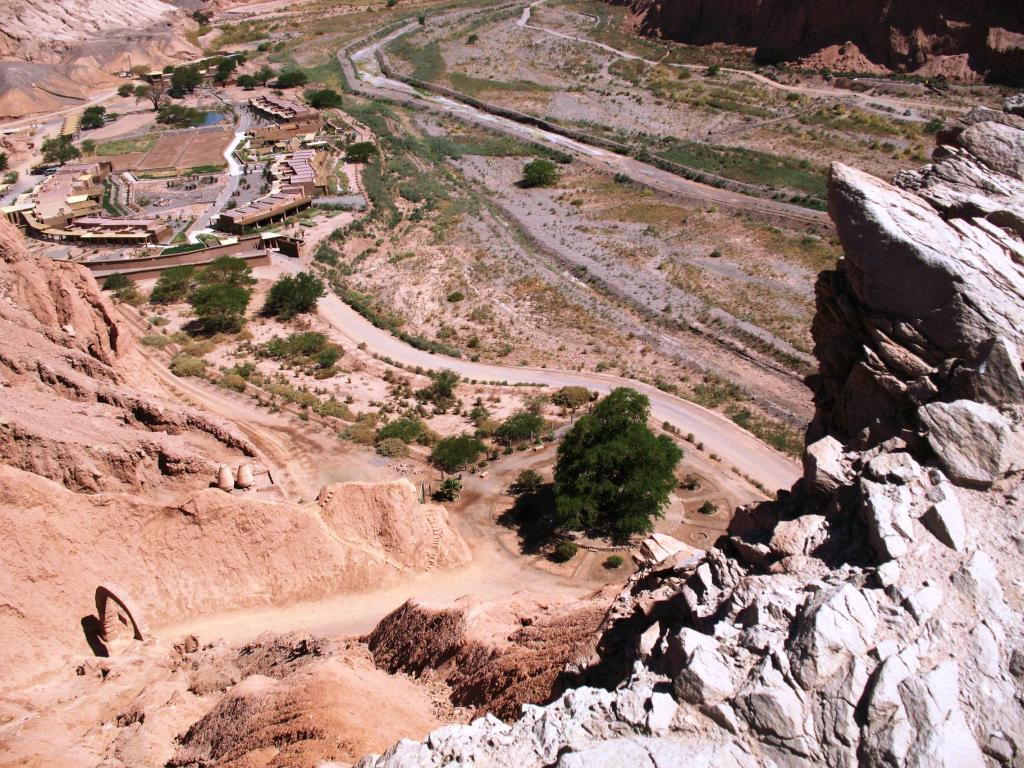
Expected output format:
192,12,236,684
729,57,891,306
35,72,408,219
262,256,801,493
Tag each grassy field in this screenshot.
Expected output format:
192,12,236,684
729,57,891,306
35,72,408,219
654,138,828,199
96,134,158,156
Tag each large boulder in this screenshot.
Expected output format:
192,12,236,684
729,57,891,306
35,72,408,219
918,400,1019,487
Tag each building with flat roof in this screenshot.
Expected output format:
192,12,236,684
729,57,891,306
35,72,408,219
215,186,312,234
1,162,170,245
249,95,317,123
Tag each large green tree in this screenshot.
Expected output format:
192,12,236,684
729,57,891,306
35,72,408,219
187,283,251,334
495,411,544,446
261,271,325,320
553,387,682,541
41,136,81,165
150,265,196,304
197,256,256,289
430,434,484,473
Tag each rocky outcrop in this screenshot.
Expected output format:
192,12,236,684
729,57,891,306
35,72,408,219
608,0,1024,82
358,102,1024,768
0,219,255,491
365,591,613,720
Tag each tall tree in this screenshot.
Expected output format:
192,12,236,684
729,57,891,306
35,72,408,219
554,388,682,541
135,80,169,111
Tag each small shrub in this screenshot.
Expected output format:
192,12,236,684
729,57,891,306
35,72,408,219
314,398,354,420
221,373,248,392
698,500,717,515
446,291,465,302
520,158,558,188
603,554,624,569
169,354,206,378
102,273,129,291
510,468,543,496
552,540,578,562
376,437,409,458
140,334,171,349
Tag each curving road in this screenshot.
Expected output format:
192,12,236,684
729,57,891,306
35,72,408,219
265,256,801,493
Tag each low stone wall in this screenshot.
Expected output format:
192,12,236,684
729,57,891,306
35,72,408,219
88,249,272,282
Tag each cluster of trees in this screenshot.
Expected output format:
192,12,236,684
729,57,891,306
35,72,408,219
156,104,207,128
150,256,256,335
237,66,307,90
41,136,81,165
346,141,377,163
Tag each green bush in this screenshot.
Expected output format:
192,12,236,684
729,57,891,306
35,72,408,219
554,388,682,542
430,434,485,473
377,417,427,444
150,265,196,304
169,354,207,378
495,411,544,446
262,271,325,321
346,141,377,163
375,437,410,458
102,273,129,291
187,283,251,335
510,469,543,496
140,334,171,349
552,540,578,562
275,69,308,89
220,373,248,392
446,291,465,302
603,554,624,569
305,88,343,109
520,158,558,188
314,398,354,420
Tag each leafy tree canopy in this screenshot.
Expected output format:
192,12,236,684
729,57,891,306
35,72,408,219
187,283,251,335
305,88,343,109
346,141,377,163
430,434,484,473
553,387,682,542
41,136,81,165
553,385,591,413
496,411,544,446
261,271,325,321
198,255,256,289
521,158,558,188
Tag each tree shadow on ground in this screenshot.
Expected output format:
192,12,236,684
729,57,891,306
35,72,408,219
496,484,562,555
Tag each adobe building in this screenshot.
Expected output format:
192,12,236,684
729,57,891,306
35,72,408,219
2,162,170,244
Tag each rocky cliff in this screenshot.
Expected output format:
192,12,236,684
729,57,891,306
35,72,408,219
356,101,1024,767
0,227,471,690
0,0,199,119
609,0,1024,82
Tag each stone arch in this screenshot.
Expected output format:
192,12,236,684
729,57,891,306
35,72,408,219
95,584,147,655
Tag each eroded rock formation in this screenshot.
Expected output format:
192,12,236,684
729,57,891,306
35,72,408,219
365,590,615,720
608,0,1024,82
356,102,1024,768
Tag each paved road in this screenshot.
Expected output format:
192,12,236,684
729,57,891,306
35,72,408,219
187,112,251,242
344,24,829,231
265,256,801,493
